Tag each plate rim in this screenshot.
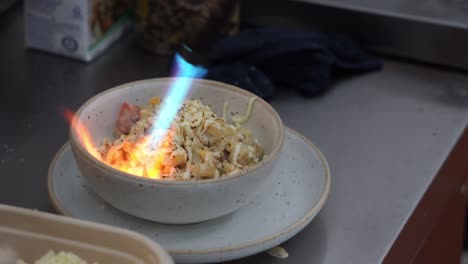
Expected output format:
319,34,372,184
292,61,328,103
48,127,331,255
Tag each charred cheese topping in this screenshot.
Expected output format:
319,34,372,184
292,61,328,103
100,97,262,180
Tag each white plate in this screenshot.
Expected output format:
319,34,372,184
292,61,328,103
48,127,330,263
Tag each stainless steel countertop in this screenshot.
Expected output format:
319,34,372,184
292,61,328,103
266,61,468,263
1,6,468,264
296,0,468,27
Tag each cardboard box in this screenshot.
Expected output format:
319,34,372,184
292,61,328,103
24,0,132,62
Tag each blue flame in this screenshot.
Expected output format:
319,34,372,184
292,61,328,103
150,53,207,146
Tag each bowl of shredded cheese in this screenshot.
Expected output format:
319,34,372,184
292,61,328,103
69,78,284,224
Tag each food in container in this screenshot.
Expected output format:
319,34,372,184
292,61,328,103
69,78,284,223
99,97,262,180
16,250,92,264
0,204,174,264
136,0,240,54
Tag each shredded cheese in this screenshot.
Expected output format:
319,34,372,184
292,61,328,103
100,98,262,180
267,246,289,259
232,97,257,127
17,250,96,264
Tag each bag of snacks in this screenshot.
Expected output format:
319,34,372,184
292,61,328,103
136,0,240,55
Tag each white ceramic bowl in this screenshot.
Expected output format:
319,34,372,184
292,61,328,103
69,78,284,224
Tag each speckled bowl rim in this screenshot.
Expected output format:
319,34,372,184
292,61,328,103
48,127,331,255
69,78,284,185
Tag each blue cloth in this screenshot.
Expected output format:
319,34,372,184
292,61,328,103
204,28,382,99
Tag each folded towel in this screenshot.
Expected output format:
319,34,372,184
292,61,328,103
204,28,382,99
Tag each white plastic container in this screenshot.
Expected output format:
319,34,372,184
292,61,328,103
0,204,173,264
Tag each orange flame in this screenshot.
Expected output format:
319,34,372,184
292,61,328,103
104,135,168,179
63,109,102,160
63,108,171,179
63,53,203,179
